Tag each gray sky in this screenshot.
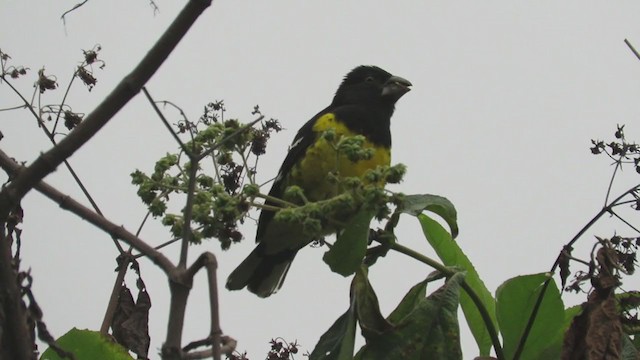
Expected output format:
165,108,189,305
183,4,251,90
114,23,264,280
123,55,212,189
3,1,640,358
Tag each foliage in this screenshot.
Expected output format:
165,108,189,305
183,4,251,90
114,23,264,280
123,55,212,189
130,102,282,249
3,4,640,359
304,125,640,360
40,329,134,360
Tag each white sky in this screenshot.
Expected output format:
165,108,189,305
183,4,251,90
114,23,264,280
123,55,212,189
3,1,640,358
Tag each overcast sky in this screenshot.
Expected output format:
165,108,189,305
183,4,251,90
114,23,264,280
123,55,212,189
3,1,640,358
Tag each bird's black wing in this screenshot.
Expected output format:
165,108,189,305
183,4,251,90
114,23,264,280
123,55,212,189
254,106,331,242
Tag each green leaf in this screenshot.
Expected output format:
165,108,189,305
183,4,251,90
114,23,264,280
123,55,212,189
40,328,134,360
537,305,583,359
622,335,640,360
399,194,458,238
352,266,393,336
310,269,378,360
309,308,358,360
418,214,497,356
387,278,429,325
323,209,375,276
496,273,564,360
563,304,583,328
632,335,640,352
356,272,464,360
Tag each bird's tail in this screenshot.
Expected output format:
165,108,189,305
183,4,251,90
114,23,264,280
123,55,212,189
226,244,298,298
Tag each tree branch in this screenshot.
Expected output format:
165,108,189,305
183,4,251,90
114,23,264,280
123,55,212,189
512,183,640,360
99,255,131,335
186,252,222,360
179,159,199,269
0,150,176,275
0,0,212,223
0,229,34,360
625,39,640,61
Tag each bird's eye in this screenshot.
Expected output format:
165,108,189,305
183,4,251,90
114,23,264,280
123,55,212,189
364,76,374,82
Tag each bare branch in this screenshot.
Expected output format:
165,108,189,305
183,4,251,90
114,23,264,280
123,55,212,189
0,150,176,275
61,0,89,23
2,78,120,253
0,0,212,223
625,39,640,62
99,255,131,335
185,252,222,360
142,87,189,153
0,230,34,360
179,159,199,268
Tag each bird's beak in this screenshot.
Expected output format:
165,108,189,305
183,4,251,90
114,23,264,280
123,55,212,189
382,75,412,99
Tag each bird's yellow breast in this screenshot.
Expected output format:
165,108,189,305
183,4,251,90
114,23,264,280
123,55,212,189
289,113,390,201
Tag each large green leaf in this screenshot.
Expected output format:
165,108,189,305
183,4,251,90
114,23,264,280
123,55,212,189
418,213,497,356
622,335,640,360
538,305,583,359
40,328,133,360
352,266,393,337
309,307,358,360
399,194,458,238
387,278,429,325
356,272,464,360
563,304,583,329
310,266,378,360
323,209,375,276
496,273,564,360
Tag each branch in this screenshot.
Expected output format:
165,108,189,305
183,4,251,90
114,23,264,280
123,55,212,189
0,0,212,223
61,0,89,23
99,255,131,335
2,78,122,254
179,159,199,268
0,150,176,275
625,39,640,62
184,335,236,360
196,116,263,162
512,183,640,360
0,230,34,360
186,252,222,360
142,87,189,154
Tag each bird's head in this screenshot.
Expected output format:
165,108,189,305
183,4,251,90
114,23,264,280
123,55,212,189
332,65,412,107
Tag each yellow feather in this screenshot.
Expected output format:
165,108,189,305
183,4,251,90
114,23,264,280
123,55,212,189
289,113,390,201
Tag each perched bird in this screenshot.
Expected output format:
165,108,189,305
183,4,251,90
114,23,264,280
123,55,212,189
226,65,411,297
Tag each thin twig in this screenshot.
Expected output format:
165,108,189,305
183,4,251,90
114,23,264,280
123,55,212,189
175,116,262,268
2,76,125,254
179,157,199,269
61,0,89,23
512,183,640,360
207,117,264,185
604,161,620,206
196,116,263,162
0,0,213,223
142,87,189,152
625,39,640,62
138,235,182,256
51,70,78,134
99,255,131,334
0,149,176,275
610,209,640,234
253,192,298,208
0,104,28,112
136,210,153,238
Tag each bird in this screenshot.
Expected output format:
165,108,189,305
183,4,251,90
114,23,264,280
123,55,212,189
226,65,411,297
